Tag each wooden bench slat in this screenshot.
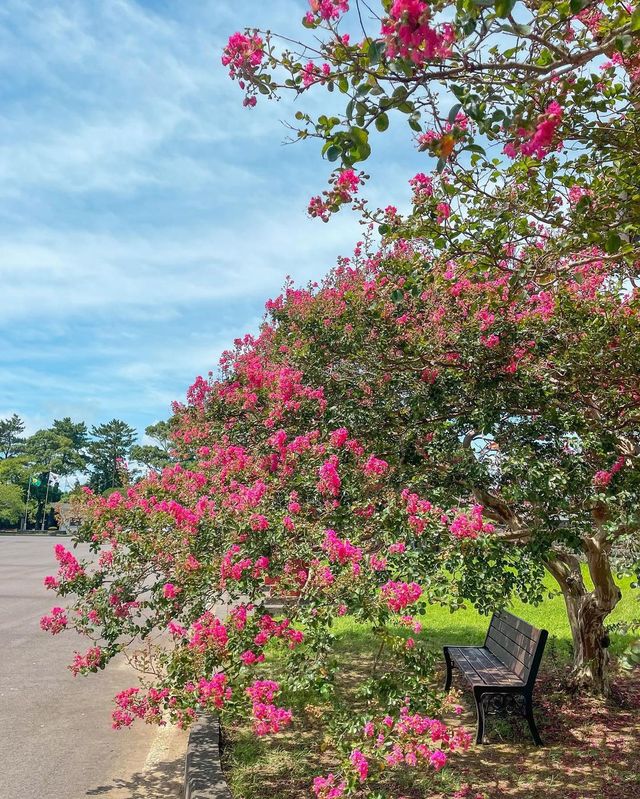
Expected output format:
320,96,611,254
485,636,529,679
486,628,535,668
487,626,528,660
469,649,522,686
490,618,539,656
448,646,524,686
494,610,539,641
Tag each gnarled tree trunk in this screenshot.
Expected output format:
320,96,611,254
546,536,622,695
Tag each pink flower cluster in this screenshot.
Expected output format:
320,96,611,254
505,101,564,160
363,454,389,476
448,505,494,540
302,61,331,88
380,707,471,767
306,0,349,23
221,545,270,582
317,455,342,496
322,529,363,565
254,614,305,649
53,543,84,581
40,606,68,635
350,749,369,782
593,456,626,488
314,708,471,794
163,582,180,599
194,673,231,709
382,1,455,64
401,488,433,534
246,680,293,735
222,32,265,107
112,688,145,728
308,170,363,222
381,580,423,612
568,185,591,206
330,427,349,447
409,172,434,197
312,774,346,799
222,32,264,77
187,612,229,651
69,646,103,676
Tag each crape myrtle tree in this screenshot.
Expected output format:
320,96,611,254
42,353,506,795
216,0,640,691
40,2,640,795
40,248,638,796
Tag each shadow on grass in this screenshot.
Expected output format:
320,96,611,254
84,755,184,798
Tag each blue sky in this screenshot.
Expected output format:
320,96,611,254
0,0,424,441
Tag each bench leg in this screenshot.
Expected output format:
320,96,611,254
443,648,453,691
524,695,543,746
473,688,486,744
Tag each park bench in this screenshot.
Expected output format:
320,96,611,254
443,610,548,746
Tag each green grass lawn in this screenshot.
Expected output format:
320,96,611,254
333,568,639,660
222,572,640,799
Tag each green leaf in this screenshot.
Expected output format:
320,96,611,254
448,103,462,124
408,117,422,132
495,0,517,18
326,145,342,162
367,40,385,65
614,34,634,53
575,195,591,213
570,0,590,13
436,157,446,173
605,232,621,254
375,113,389,132
463,143,487,156
338,76,349,94
632,9,640,31
349,127,369,145
378,223,390,235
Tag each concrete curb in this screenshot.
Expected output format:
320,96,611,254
184,714,232,799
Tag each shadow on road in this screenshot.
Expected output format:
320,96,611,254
85,755,184,799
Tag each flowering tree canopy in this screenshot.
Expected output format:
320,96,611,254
43,230,638,796
218,0,640,692
42,3,640,797
223,0,640,240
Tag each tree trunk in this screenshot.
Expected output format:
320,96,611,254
546,538,622,695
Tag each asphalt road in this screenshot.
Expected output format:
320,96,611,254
0,535,187,799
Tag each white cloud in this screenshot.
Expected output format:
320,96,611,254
0,0,418,436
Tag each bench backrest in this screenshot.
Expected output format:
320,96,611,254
485,610,548,686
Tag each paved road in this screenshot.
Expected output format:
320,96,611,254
0,535,187,799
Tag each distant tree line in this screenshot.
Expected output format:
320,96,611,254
0,414,176,528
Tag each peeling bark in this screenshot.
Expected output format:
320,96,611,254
546,540,622,695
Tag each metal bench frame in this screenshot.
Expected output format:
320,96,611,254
443,610,548,745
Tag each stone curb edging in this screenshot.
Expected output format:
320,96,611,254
184,714,232,799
